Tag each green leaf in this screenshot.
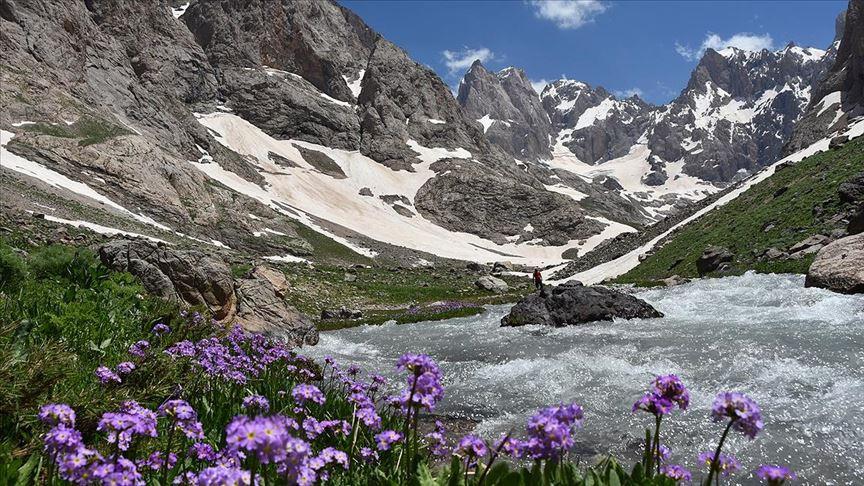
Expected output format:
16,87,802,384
484,462,510,485
15,453,40,486
607,468,621,486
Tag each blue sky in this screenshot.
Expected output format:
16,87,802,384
342,0,846,104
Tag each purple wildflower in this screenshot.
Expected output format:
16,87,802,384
38,403,76,427
521,403,584,460
359,447,379,462
196,465,252,485
165,340,195,358
151,322,171,335
711,391,764,439
756,465,797,485
656,444,672,463
128,340,150,358
242,394,270,414
225,415,311,465
95,365,121,384
632,393,675,416
456,435,488,458
116,361,136,375
137,450,177,471
653,374,690,410
659,464,692,482
43,425,83,457
391,353,445,414
292,384,326,406
425,421,449,457
374,430,403,451
158,399,204,440
189,443,217,462
97,401,158,451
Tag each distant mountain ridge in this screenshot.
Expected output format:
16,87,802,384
457,35,839,219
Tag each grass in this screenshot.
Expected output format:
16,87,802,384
268,260,531,329
616,137,864,285
290,221,374,266
19,116,131,146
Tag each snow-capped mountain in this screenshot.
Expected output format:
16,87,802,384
2,0,644,267
1,0,857,269
458,36,837,219
787,5,863,151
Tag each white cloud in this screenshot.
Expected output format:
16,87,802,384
530,78,550,94
442,47,495,75
613,87,643,99
528,0,607,29
675,32,774,61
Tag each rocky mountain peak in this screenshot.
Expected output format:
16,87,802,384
456,61,552,161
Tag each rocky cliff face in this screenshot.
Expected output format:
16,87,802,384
0,0,619,267
787,1,864,152
457,62,552,161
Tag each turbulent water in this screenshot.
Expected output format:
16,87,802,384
308,273,864,484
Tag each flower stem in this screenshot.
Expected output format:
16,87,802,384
653,415,662,475
704,420,735,486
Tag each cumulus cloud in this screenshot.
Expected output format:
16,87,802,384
530,78,550,94
528,0,607,29
442,47,495,75
675,32,774,61
613,87,643,99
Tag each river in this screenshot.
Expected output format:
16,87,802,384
307,273,864,484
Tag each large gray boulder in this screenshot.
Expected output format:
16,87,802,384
475,275,509,293
98,239,318,346
805,233,864,294
501,282,663,327
98,239,237,321
235,266,318,346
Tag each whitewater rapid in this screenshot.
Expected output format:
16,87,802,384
308,273,864,484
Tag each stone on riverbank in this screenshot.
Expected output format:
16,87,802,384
805,233,864,294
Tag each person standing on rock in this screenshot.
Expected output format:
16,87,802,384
533,268,543,291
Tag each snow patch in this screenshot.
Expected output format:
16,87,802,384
171,2,189,19
44,215,168,243
264,254,309,264
343,69,365,99
816,91,842,117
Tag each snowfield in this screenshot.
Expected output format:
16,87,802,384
192,112,626,266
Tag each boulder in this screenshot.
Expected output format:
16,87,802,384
98,239,237,321
789,234,829,253
501,282,663,327
358,187,374,197
762,248,787,260
321,307,363,320
696,246,734,276
98,240,317,346
491,261,513,273
805,233,864,294
838,172,864,204
475,275,509,293
661,275,689,287
829,135,849,150
235,266,318,346
465,262,486,272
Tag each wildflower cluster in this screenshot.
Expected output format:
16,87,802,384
38,311,798,486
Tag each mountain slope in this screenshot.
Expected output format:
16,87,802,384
1,0,629,266
614,121,864,284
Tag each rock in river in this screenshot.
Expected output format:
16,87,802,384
501,282,663,327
